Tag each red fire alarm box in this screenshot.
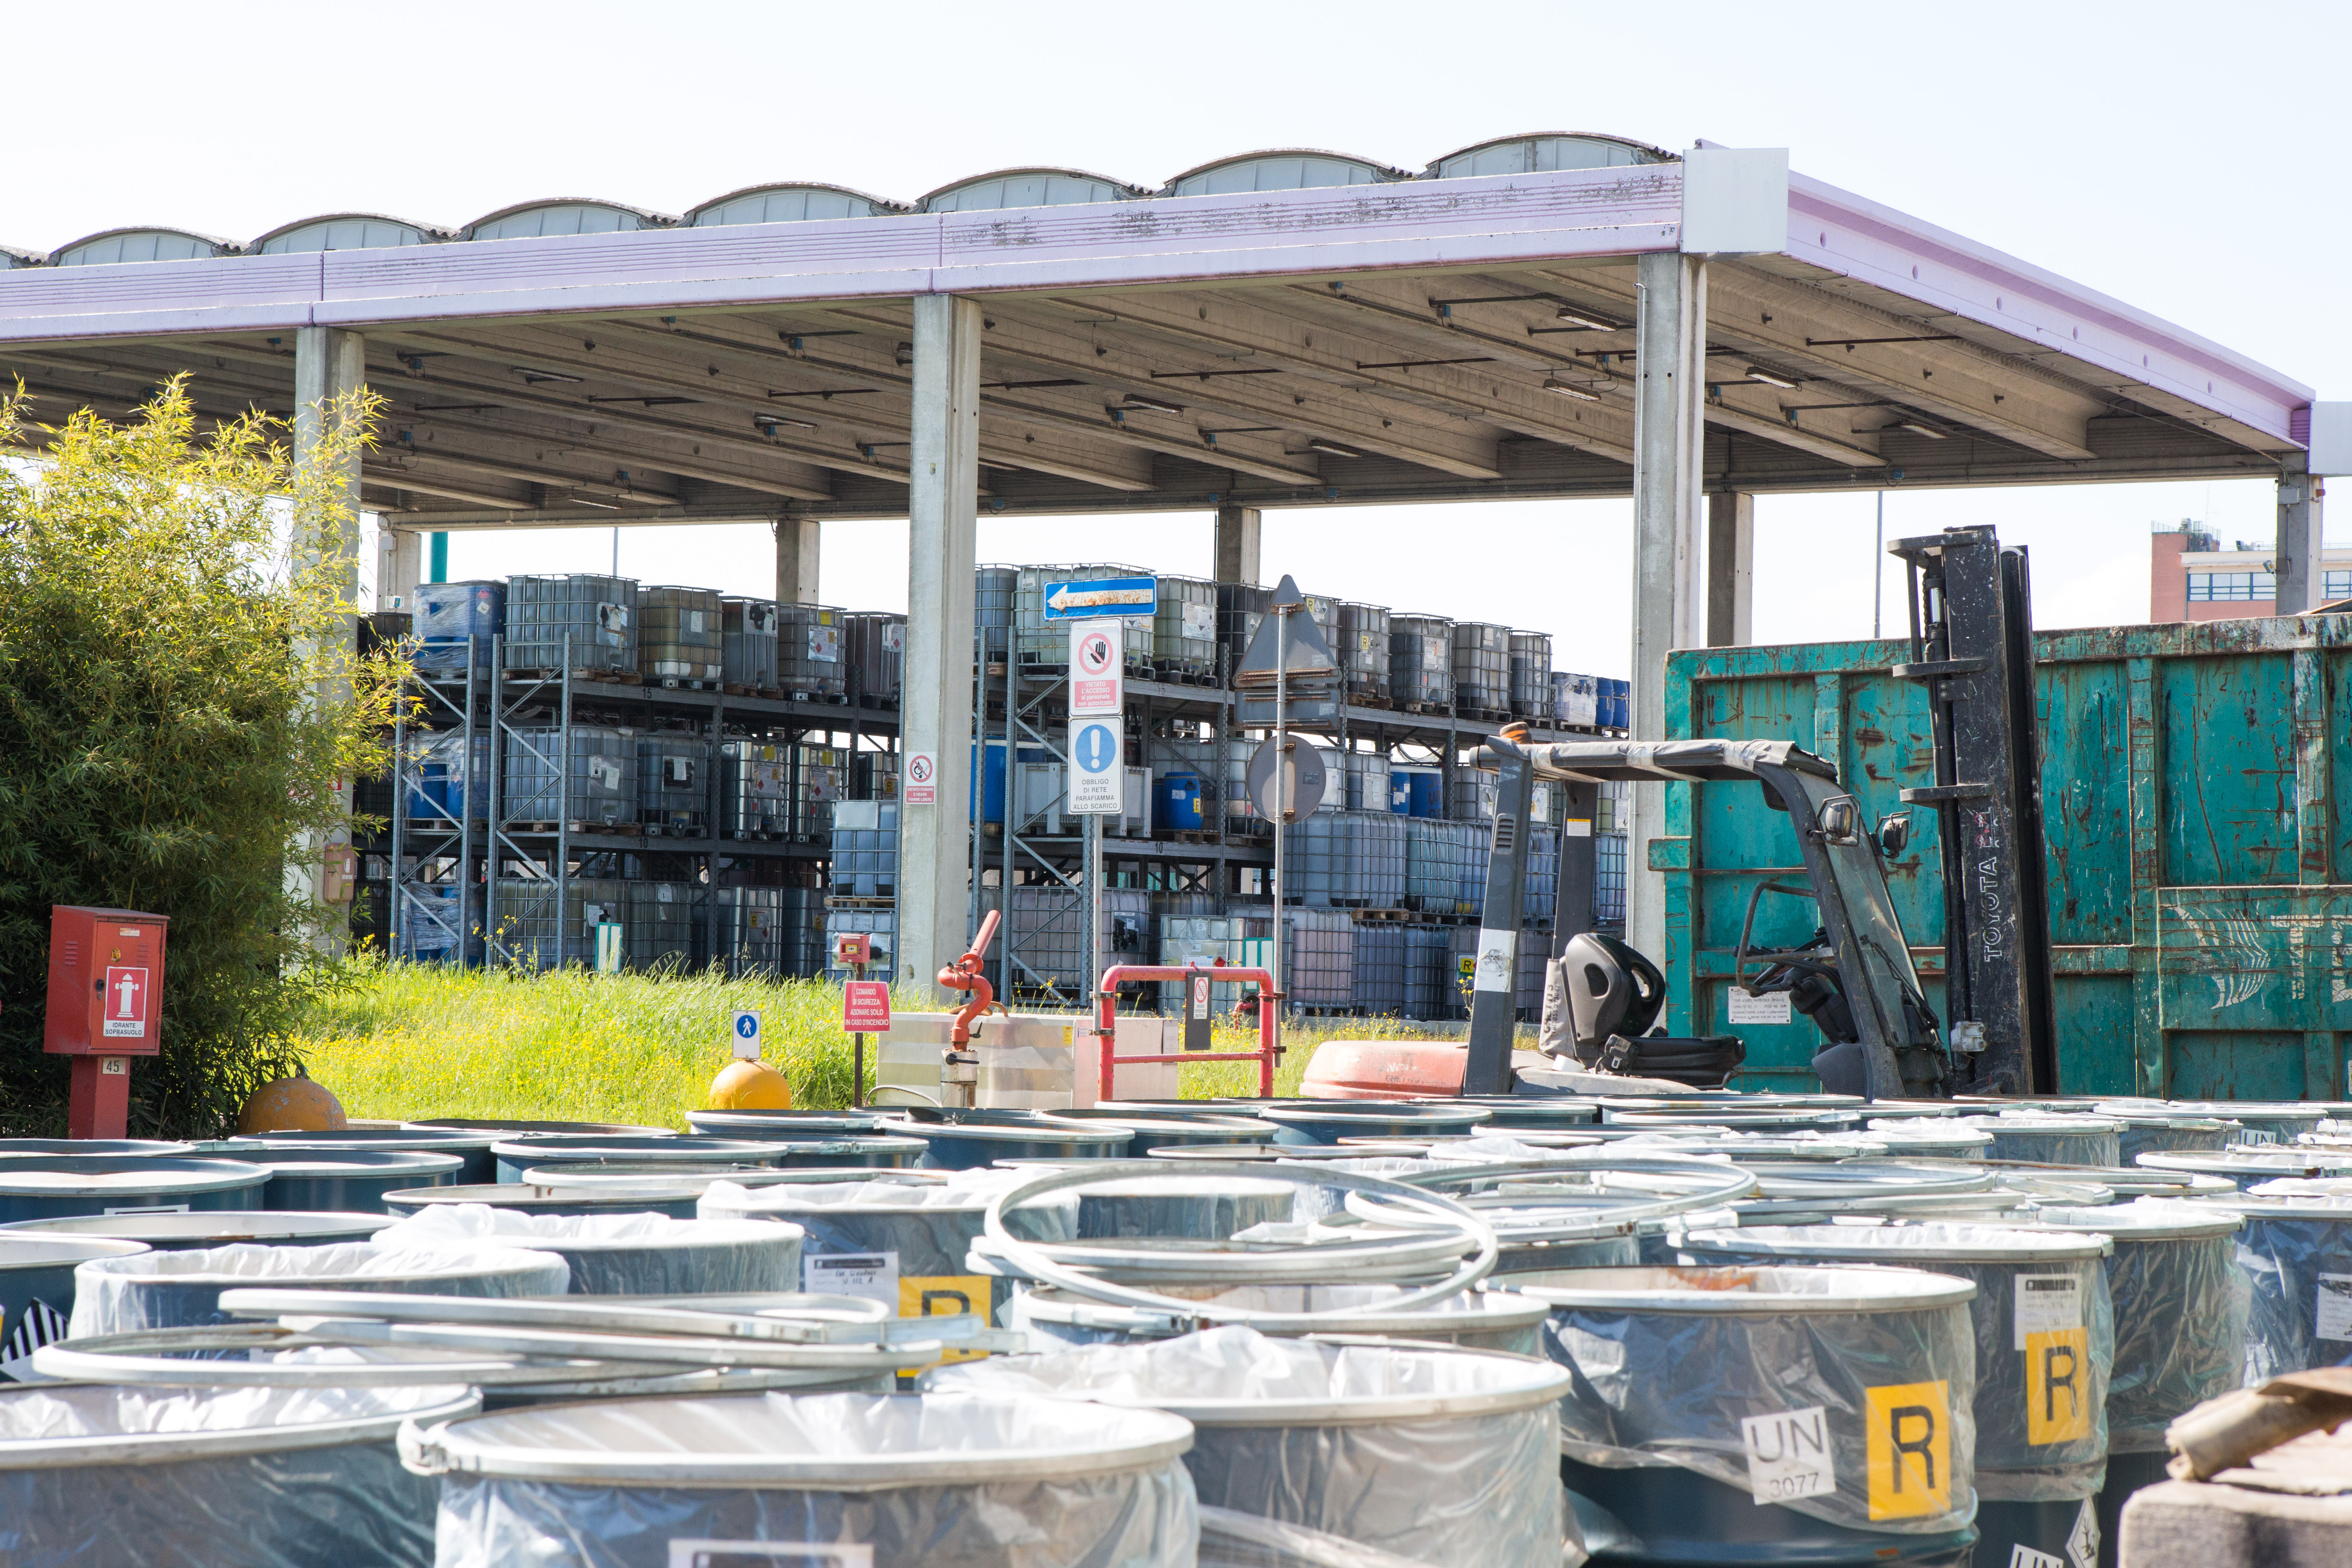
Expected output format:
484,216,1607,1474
833,933,871,967
47,906,169,1057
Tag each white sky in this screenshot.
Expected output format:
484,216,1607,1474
13,1,2345,675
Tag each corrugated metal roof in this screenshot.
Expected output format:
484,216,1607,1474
252,213,456,254
919,167,1149,213
11,135,1691,262
50,228,238,266
688,183,909,226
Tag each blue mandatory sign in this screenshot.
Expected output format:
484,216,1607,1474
1074,722,1119,773
733,1011,760,1040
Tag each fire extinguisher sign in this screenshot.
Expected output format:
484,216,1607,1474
101,967,149,1038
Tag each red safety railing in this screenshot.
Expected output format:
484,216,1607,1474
1094,962,1282,1100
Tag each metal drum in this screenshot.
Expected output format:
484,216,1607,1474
1517,1263,1981,1568
488,1135,791,1184
885,1115,1135,1170
0,1234,147,1367
1960,1113,2123,1167
1009,1281,1551,1354
1258,1103,1492,1146
685,1109,893,1139
228,1148,465,1212
1682,1224,2115,1568
402,1390,1197,1568
251,1126,507,1185
2025,1201,2247,1566
0,1156,270,1223
0,1381,477,1568
930,1329,1569,1568
2197,1192,2352,1383
68,1239,572,1335
0,1138,193,1159
385,1181,706,1221
372,1206,804,1296
0,1211,394,1250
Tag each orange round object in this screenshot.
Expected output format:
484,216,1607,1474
710,1057,793,1110
238,1068,348,1134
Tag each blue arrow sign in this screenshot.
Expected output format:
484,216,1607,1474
1044,576,1156,620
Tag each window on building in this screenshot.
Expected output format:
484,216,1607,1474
2326,570,2352,600
2187,572,2276,601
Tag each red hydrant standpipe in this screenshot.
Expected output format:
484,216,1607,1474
939,908,1005,1047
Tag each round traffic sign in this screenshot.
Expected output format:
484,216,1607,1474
1074,722,1119,773
1246,737,1327,822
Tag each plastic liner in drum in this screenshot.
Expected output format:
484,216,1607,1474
0,1381,478,1568
0,1156,271,1222
2196,1192,2352,1382
700,1172,1079,1368
2082,1106,2234,1162
1009,1281,1550,1354
372,1205,804,1296
401,1390,1198,1568
928,1326,1568,1568
68,1239,572,1335
384,1181,705,1221
1517,1264,1980,1566
1680,1223,2113,1568
1198,1505,1442,1568
1959,1113,2123,1168
2024,1201,2247,1568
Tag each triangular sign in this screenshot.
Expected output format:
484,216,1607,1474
1236,575,1338,682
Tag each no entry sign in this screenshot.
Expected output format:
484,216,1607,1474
842,980,892,1033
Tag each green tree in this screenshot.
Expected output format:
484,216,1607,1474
0,379,400,1134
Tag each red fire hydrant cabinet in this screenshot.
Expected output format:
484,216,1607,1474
44,906,169,1138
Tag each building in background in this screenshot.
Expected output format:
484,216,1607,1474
2150,519,2352,622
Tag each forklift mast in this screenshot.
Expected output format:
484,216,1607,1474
1888,526,2058,1096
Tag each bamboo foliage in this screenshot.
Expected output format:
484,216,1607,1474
0,378,405,1134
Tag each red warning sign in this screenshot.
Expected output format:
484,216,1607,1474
1070,619,1123,715
842,980,892,1033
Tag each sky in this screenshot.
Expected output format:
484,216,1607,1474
9,1,2344,675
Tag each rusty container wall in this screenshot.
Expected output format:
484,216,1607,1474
1660,615,2352,1099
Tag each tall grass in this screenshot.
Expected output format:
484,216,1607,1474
294,959,1465,1128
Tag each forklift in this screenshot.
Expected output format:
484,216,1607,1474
1461,735,1953,1101
1467,525,2054,1102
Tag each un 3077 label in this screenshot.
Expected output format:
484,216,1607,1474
2014,1273,2082,1349
1741,1405,1834,1505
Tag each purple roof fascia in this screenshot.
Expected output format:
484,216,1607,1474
0,166,1680,341
1786,172,2313,448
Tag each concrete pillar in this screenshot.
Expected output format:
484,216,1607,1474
293,326,368,950
898,294,982,991
1214,504,1261,584
775,515,822,605
1705,491,1754,647
381,526,425,611
1624,252,1707,964
2275,454,2326,615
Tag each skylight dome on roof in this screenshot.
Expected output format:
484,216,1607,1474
920,169,1147,213
50,229,234,266
1161,150,1409,199
1425,133,1671,180
462,201,673,242
252,214,452,254
688,184,906,226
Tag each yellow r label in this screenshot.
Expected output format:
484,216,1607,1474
1865,1380,1952,1521
2026,1327,2092,1446
898,1273,993,1374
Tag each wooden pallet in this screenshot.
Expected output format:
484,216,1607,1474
1457,705,1513,725
655,677,722,691
825,896,897,910
1348,907,1417,922
786,690,849,705
1345,691,1394,709
508,668,642,686
1399,700,1449,716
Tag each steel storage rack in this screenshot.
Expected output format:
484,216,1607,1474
376,586,900,979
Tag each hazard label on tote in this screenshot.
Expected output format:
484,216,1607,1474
1865,1379,1951,1521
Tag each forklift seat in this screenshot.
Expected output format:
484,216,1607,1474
1558,933,1746,1089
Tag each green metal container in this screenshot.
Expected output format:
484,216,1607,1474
1661,616,2352,1096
